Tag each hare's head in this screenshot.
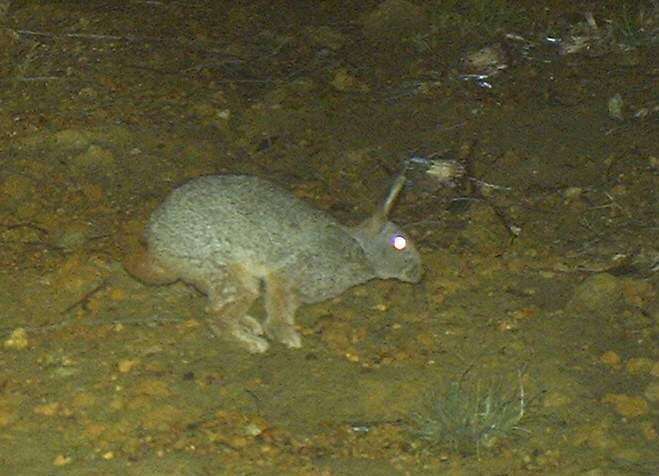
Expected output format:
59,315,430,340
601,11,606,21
352,176,422,283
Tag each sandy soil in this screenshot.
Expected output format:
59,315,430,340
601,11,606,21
0,1,656,474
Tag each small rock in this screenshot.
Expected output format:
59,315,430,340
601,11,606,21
462,44,508,76
563,186,583,200
78,86,98,99
602,393,649,418
626,357,654,375
109,287,127,302
53,129,91,150
640,421,657,441
3,328,28,350
71,144,117,176
649,156,658,170
0,400,17,428
643,382,659,403
53,455,72,466
608,94,625,121
621,278,655,308
651,361,659,378
33,402,61,417
330,68,369,93
569,273,621,312
118,359,139,373
599,351,621,367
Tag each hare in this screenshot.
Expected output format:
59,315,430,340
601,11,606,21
124,174,422,353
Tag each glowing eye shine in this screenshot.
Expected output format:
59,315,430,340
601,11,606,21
392,234,407,251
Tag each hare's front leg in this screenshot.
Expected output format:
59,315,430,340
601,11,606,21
263,273,302,349
206,264,269,353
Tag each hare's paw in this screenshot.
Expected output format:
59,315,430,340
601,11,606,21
232,329,270,354
239,315,265,336
281,329,302,349
209,316,269,353
266,323,302,349
233,316,268,352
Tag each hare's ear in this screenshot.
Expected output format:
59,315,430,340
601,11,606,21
381,174,406,218
359,175,406,233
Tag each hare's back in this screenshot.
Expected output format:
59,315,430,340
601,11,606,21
147,175,333,264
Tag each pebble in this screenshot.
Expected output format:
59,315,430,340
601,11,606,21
602,393,649,417
569,273,621,312
643,381,659,403
599,351,621,367
3,328,28,350
53,455,72,466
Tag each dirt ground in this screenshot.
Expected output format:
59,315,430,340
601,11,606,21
0,1,657,475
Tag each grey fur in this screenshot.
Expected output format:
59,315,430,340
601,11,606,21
142,174,422,352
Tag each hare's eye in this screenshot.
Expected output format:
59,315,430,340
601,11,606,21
391,234,407,251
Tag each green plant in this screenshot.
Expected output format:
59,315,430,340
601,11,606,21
410,371,528,455
610,2,658,47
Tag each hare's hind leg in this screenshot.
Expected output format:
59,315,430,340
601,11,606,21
206,264,269,353
263,273,302,349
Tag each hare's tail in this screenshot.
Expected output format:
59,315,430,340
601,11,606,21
123,245,178,285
